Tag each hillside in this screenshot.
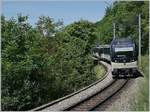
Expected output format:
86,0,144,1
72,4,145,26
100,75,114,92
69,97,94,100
95,1,148,54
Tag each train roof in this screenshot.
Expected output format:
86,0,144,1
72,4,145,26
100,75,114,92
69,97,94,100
111,38,133,45
94,44,110,48
99,44,110,48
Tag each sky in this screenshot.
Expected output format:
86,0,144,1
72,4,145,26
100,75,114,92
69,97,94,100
2,0,114,26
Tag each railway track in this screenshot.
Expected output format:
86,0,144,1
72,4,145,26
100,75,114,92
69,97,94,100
66,79,127,111
31,61,140,111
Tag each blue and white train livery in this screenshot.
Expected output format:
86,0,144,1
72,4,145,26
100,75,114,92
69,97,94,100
110,38,138,78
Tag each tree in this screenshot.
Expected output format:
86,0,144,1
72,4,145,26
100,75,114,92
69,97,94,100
36,16,63,37
2,16,98,111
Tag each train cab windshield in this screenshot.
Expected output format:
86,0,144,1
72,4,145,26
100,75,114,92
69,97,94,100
112,46,135,62
114,47,134,58
115,51,133,58
110,38,137,63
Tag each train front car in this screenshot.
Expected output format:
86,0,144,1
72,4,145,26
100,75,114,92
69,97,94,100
110,38,138,78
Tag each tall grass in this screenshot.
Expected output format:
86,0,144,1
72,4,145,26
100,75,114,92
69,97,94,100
94,64,106,79
131,55,149,111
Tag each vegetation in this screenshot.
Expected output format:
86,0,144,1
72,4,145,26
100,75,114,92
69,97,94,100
94,65,106,79
130,55,149,111
1,1,148,111
1,15,101,110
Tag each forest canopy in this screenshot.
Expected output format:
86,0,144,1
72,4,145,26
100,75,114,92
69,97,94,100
1,14,98,110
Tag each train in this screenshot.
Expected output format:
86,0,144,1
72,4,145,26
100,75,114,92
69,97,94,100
110,38,138,78
91,38,139,78
91,44,110,61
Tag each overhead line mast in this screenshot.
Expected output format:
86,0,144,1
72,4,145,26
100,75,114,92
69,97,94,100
138,14,141,68
113,23,116,39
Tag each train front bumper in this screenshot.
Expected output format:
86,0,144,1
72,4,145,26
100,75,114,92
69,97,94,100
111,61,138,71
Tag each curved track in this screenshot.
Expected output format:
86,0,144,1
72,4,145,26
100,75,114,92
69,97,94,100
66,79,127,111
31,61,140,111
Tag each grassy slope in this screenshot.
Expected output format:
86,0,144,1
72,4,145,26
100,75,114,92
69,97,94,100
130,55,149,111
94,64,106,79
